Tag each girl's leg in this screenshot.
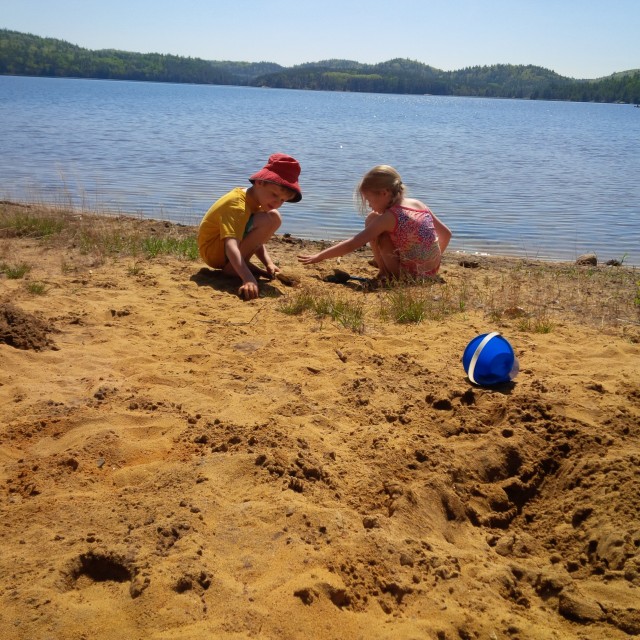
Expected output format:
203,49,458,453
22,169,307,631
365,212,400,278
370,233,401,279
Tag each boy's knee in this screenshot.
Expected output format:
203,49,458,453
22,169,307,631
247,210,281,243
263,208,282,232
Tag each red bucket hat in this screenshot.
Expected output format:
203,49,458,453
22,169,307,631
249,153,302,203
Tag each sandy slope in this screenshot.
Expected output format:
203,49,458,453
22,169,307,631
1,214,639,639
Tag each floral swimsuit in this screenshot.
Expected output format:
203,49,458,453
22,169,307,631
389,204,441,276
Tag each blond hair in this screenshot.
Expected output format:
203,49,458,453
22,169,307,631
356,165,405,214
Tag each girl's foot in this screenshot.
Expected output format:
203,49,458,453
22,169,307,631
363,274,390,291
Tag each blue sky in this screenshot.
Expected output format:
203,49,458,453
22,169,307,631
2,0,638,78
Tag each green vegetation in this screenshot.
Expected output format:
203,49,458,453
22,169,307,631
0,29,244,84
0,208,68,238
279,287,365,333
2,29,638,103
379,279,468,323
516,315,554,334
252,59,640,103
0,203,198,263
0,261,31,279
141,236,199,260
26,281,47,295
276,258,639,334
72,223,198,261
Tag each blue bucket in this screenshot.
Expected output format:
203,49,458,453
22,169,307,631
462,332,519,386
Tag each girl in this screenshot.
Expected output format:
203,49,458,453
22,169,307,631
298,165,451,282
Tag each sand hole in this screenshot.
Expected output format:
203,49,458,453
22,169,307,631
70,551,132,584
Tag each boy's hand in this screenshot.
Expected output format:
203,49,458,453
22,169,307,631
265,262,280,279
238,277,259,300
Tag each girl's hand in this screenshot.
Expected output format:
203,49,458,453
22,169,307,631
297,253,320,265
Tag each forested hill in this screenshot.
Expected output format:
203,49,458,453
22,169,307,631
1,29,639,103
0,30,282,85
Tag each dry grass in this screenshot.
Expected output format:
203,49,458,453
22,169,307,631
278,258,639,336
446,257,639,330
2,200,638,337
0,201,197,263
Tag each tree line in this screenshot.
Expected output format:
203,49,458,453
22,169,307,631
1,29,638,104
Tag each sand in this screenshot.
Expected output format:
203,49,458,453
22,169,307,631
1,207,639,639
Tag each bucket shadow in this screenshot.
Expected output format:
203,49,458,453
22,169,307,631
466,379,517,395
190,268,282,298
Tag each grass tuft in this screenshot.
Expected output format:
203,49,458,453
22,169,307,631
26,281,47,295
1,261,32,279
379,279,468,324
279,289,318,316
142,236,199,260
2,203,199,263
0,209,67,238
279,287,365,333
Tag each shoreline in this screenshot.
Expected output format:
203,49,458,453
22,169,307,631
3,198,639,269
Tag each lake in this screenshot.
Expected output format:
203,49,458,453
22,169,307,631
1,75,639,265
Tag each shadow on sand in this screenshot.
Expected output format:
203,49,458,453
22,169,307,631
190,268,283,298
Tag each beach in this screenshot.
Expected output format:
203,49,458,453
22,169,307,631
1,203,639,639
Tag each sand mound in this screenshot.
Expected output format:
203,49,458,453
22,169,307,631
0,303,56,351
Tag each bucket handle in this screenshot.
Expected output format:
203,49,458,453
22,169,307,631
467,331,501,385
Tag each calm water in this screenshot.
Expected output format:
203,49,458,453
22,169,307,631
1,75,639,265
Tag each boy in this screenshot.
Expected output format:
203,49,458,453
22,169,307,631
197,154,302,300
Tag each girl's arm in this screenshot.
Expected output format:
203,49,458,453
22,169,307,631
298,212,394,265
432,212,452,253
407,198,452,254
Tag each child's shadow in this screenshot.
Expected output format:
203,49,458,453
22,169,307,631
190,268,282,298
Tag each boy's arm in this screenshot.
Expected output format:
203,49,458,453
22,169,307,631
224,237,259,300
254,244,279,277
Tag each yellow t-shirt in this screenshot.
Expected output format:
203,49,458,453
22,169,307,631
197,187,259,268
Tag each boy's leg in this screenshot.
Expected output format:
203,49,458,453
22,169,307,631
222,209,281,277
239,209,281,259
